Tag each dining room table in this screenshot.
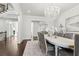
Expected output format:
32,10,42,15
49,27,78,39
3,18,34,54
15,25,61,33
44,34,74,56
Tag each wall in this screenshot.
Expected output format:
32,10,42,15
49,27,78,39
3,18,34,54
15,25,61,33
32,21,40,36
0,19,18,41
18,15,56,43
0,19,10,41
22,16,31,39
18,15,43,41
0,20,6,32
0,20,6,41
57,5,79,28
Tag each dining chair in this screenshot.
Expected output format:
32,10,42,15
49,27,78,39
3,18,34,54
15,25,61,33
74,34,79,56
57,33,64,37
55,32,74,56
64,33,73,39
38,32,55,56
54,32,64,37
58,47,74,56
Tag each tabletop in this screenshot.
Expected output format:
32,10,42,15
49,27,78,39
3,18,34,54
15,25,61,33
44,35,74,49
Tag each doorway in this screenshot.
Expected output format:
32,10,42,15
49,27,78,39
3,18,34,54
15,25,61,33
31,21,40,41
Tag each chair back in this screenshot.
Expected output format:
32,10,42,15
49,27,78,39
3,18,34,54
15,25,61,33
57,33,63,37
74,34,79,56
64,33,73,39
38,32,47,54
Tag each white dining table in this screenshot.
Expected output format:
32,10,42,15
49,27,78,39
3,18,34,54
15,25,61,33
44,35,74,56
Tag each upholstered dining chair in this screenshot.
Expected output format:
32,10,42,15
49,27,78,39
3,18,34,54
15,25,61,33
38,32,55,56
54,32,74,56
58,33,74,56
57,33,74,56
58,47,74,56
74,34,79,56
64,33,74,39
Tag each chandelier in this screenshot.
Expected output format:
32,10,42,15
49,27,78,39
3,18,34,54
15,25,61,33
0,3,8,13
44,6,60,17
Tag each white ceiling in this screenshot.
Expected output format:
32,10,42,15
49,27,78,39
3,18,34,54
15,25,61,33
0,3,79,21
0,10,18,21
20,3,79,16
0,3,18,21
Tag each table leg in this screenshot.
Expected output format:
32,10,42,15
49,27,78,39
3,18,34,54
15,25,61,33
55,45,58,56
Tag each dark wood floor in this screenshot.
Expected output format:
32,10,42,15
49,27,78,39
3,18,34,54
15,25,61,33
0,38,28,56
0,40,7,56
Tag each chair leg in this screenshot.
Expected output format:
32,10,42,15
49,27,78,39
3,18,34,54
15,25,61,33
46,51,48,56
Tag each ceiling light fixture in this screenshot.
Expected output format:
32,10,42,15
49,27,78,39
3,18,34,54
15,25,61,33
44,6,60,17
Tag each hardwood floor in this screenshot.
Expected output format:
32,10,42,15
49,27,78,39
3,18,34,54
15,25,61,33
0,40,7,56
0,37,28,56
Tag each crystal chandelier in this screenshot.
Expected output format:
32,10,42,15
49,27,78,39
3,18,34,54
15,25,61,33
0,3,8,13
44,6,60,17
